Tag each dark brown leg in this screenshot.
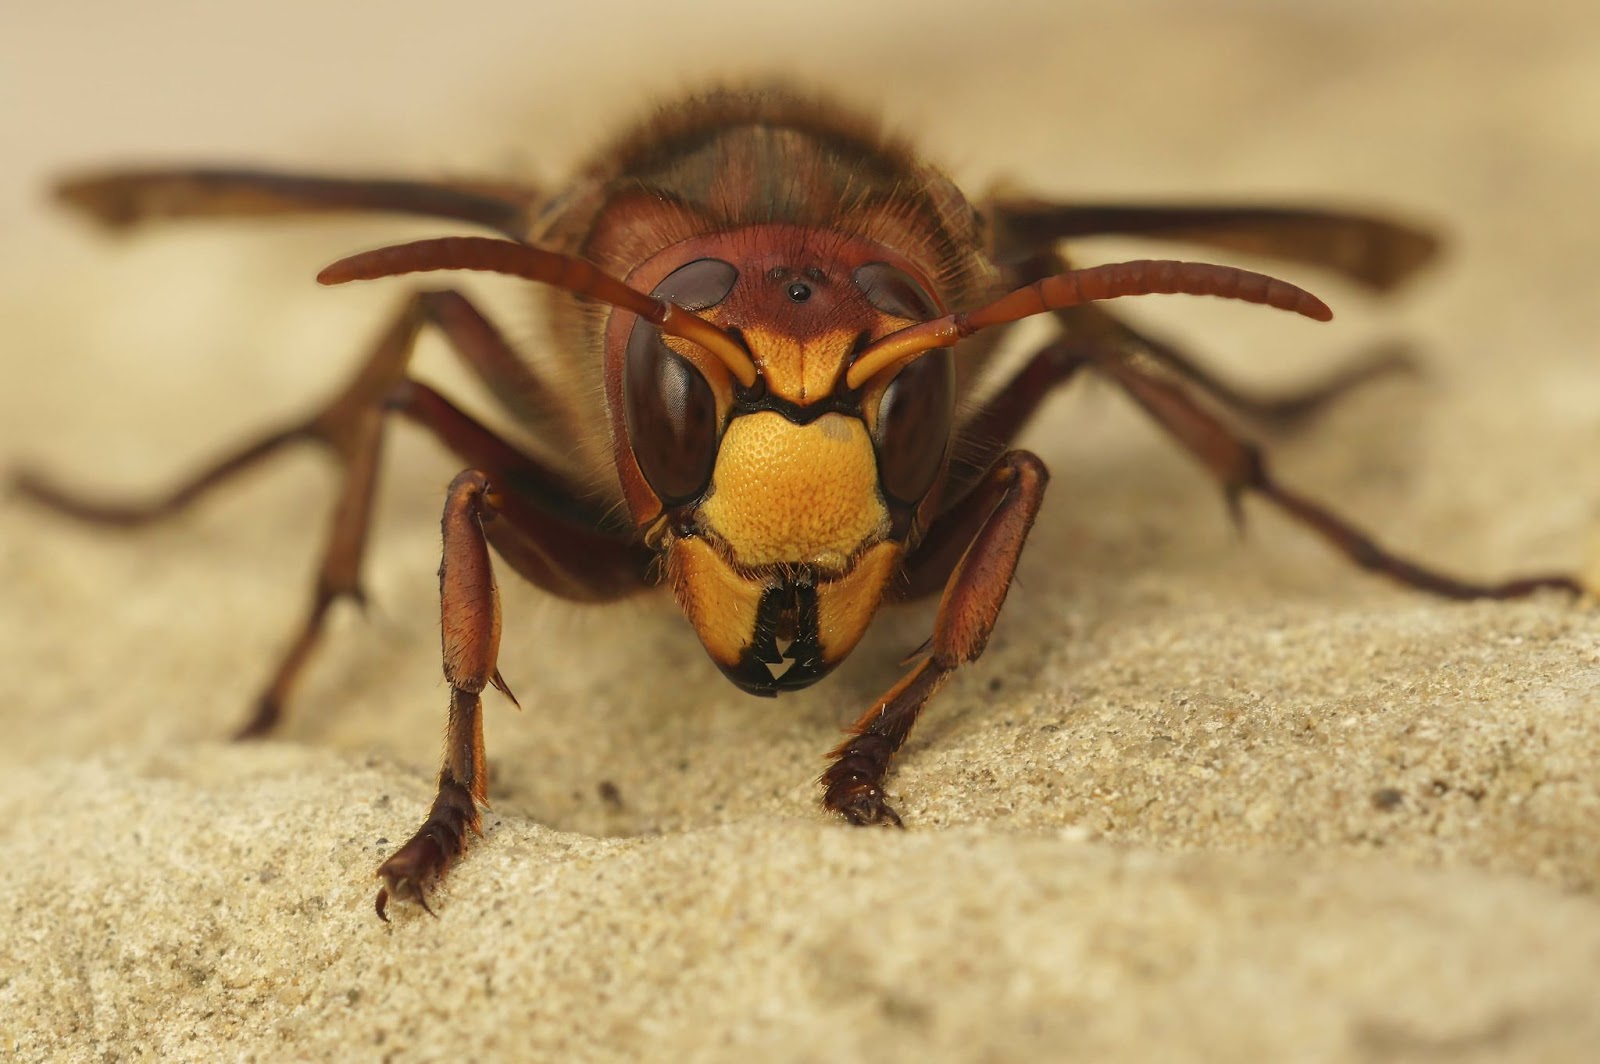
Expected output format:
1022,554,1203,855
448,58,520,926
373,459,652,919
1093,353,1583,599
928,341,1091,589
958,341,1091,471
942,300,1403,532
14,289,624,735
56,168,535,239
1092,313,1417,426
379,688,484,921
11,429,303,527
375,471,499,921
986,198,1439,291
822,451,1050,825
394,381,651,601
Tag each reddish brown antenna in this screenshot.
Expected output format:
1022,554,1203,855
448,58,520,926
847,259,1331,388
319,237,759,387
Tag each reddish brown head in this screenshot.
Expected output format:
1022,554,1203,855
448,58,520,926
602,223,957,693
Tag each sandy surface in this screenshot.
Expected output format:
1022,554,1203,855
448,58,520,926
3,2,1599,1061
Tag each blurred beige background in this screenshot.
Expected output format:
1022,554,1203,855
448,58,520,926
3,2,1599,1061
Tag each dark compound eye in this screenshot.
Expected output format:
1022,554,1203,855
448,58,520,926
623,258,738,505
787,281,812,303
872,349,955,506
853,262,939,320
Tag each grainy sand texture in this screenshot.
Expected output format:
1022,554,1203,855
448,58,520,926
3,2,1599,1061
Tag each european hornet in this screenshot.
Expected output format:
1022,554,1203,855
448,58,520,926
17,87,1583,918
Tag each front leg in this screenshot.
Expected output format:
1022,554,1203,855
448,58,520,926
821,451,1049,825
375,457,652,920
375,470,506,920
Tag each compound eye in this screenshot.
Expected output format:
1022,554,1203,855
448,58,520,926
853,262,939,321
623,259,739,505
873,349,955,506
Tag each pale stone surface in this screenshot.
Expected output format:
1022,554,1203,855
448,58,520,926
3,2,1599,1061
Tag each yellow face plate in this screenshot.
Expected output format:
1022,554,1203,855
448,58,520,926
699,412,889,573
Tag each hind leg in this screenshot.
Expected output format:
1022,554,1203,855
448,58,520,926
1091,351,1582,598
